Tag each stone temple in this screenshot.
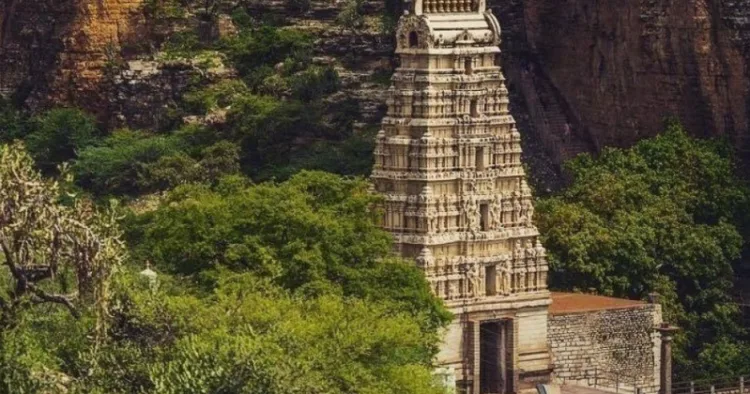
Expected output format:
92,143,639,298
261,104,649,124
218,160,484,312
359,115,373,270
371,0,552,392
371,1,679,394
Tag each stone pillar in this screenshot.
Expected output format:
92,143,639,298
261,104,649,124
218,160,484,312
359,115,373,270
657,324,679,394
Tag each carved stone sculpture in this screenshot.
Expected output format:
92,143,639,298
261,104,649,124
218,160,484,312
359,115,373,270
370,1,552,389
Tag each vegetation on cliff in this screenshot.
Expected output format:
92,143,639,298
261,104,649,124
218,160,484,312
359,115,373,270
537,122,750,378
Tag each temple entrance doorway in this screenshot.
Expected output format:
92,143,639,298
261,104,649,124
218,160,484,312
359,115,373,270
479,320,512,394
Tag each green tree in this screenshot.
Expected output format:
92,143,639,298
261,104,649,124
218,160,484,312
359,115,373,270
25,108,100,173
0,268,449,394
126,171,451,330
225,93,325,177
73,129,185,196
0,143,126,329
222,26,313,90
536,123,750,378
145,272,448,394
336,0,366,31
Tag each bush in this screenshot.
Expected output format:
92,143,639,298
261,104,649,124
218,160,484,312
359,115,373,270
336,0,366,31
26,108,100,173
290,65,340,102
222,26,312,88
536,122,750,378
183,80,252,114
73,130,185,195
225,94,324,177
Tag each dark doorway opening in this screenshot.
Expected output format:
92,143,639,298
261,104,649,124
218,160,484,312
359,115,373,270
480,203,489,231
480,321,511,394
476,146,486,170
409,31,419,48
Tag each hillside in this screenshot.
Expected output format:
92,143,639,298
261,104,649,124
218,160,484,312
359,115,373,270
2,0,750,189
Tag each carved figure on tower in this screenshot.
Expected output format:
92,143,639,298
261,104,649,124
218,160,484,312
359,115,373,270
370,0,552,388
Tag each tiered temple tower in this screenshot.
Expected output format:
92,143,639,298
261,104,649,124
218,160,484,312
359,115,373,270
371,1,552,393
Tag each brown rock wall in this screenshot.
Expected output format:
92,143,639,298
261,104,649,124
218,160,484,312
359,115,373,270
4,0,750,171
505,0,750,152
0,0,145,116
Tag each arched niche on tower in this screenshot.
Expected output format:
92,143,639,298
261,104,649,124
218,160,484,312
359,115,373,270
396,15,433,52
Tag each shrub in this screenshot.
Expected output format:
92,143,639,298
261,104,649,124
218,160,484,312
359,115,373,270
25,108,100,173
73,130,185,195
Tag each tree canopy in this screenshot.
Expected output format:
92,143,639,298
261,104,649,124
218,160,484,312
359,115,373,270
0,147,451,392
536,122,750,378
126,171,451,331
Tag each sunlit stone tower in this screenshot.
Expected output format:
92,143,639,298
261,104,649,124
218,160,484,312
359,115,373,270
371,1,552,392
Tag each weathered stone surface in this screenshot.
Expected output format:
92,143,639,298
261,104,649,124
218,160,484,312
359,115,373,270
0,0,147,118
495,0,750,159
371,1,553,391
549,293,663,394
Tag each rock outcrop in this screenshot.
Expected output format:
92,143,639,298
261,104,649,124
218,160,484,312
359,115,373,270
0,0,147,118
494,0,750,161
3,0,750,178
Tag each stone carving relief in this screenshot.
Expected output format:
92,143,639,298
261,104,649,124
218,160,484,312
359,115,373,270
396,16,433,50
499,255,512,295
463,197,479,232
373,3,549,305
464,264,483,298
483,11,502,46
490,193,502,229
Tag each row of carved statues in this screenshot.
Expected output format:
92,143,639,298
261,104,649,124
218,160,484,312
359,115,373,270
382,192,535,232
418,239,548,299
387,97,510,118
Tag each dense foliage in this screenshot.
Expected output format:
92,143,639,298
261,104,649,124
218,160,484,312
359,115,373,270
0,144,451,393
125,171,450,330
2,0,748,388
3,269,448,394
0,3,446,392
536,123,750,378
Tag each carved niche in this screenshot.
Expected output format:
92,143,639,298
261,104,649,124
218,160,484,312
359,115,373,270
396,15,433,51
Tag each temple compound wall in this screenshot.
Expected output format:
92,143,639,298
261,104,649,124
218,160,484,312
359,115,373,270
548,293,663,394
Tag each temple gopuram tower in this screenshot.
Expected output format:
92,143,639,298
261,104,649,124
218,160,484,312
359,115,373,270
371,1,552,393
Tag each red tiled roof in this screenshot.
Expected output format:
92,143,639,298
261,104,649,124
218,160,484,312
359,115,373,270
550,292,648,315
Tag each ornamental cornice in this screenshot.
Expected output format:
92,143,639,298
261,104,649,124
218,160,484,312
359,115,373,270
393,226,540,245
380,115,516,127
371,166,525,181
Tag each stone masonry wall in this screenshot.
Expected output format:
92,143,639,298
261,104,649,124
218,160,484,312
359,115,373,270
549,305,662,393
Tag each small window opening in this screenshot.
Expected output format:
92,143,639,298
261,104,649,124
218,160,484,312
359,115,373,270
476,147,485,170
470,99,479,117
465,57,473,75
485,265,497,296
480,203,489,231
409,31,419,48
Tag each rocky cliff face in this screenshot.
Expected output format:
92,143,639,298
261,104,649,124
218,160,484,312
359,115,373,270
495,0,750,159
3,0,750,178
0,0,147,118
